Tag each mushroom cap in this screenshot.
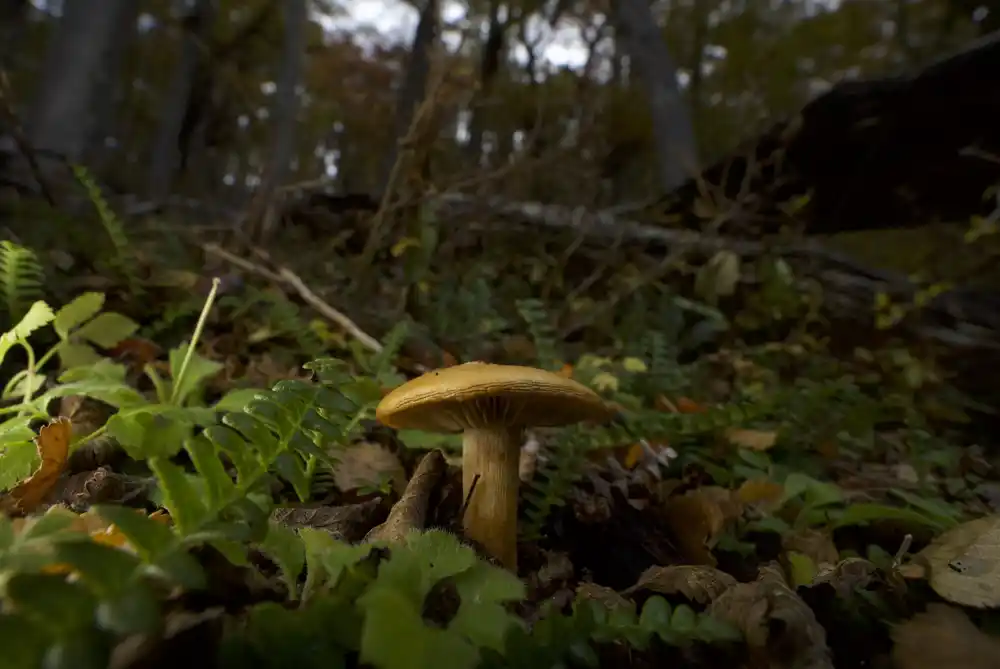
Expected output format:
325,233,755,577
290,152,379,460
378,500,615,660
375,362,616,432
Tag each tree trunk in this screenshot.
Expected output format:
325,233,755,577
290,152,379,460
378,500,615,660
245,0,308,237
27,0,139,165
377,0,439,195
464,0,505,168
147,0,215,203
611,0,699,193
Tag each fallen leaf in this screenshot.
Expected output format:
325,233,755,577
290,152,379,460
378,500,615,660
709,563,834,669
675,397,707,414
622,565,737,604
576,582,633,611
334,441,407,497
557,363,574,378
725,428,778,451
108,337,163,368
892,604,1000,669
2,417,72,513
783,528,839,570
736,478,785,510
662,487,741,566
917,514,1000,608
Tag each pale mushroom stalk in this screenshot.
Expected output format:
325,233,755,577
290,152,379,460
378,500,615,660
375,362,616,573
462,426,522,570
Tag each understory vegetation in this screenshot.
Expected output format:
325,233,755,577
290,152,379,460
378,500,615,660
1,167,999,668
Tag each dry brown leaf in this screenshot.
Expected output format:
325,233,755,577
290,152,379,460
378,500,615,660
675,397,708,414
811,557,880,599
334,441,407,497
917,514,1000,608
737,478,785,510
576,582,633,611
892,604,1000,669
662,487,741,566
622,564,737,604
3,417,72,513
783,528,840,569
709,563,834,669
365,450,445,544
725,428,778,451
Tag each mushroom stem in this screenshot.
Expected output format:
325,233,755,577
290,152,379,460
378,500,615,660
462,426,523,571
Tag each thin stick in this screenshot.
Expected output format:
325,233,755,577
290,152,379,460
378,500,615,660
202,242,383,354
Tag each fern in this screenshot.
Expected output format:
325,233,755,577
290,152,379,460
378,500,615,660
516,298,561,370
0,241,44,321
72,164,140,294
520,425,592,541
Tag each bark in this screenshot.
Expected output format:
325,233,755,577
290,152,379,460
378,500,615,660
245,0,308,235
147,0,215,202
0,0,28,68
464,0,506,167
377,0,438,195
27,0,139,164
611,0,699,192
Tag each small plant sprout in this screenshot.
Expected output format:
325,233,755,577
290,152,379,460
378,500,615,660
375,361,616,571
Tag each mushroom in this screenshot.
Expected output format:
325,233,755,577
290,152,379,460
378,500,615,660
375,361,616,571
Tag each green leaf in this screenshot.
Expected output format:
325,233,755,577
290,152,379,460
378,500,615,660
147,549,206,590
149,457,208,533
671,604,697,635
75,311,139,349
94,504,175,558
169,343,223,406
0,440,39,491
53,292,105,339
53,540,141,595
449,561,525,652
374,529,478,604
184,435,236,509
0,614,49,669
639,596,672,633
274,452,311,502
56,342,102,370
787,551,818,587
298,529,373,590
19,507,80,542
106,410,192,459
258,521,306,599
95,586,160,635
5,573,96,634
214,388,266,413
833,503,948,532
0,301,53,365
358,586,479,669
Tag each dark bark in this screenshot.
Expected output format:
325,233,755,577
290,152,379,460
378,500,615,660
27,0,139,165
611,0,700,192
147,0,215,203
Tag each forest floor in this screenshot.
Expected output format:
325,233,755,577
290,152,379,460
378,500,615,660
1,209,999,669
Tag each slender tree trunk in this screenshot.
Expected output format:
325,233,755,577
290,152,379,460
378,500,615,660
378,0,438,195
147,0,215,202
27,0,139,165
245,0,308,236
464,0,505,167
611,0,699,192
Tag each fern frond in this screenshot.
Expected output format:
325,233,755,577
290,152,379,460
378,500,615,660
71,164,140,294
516,298,561,370
0,241,44,321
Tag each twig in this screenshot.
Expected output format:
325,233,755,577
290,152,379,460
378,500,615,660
201,242,383,354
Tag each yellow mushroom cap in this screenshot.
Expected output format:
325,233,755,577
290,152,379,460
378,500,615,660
375,362,616,432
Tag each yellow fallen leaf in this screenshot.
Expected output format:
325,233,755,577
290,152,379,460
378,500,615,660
726,428,778,451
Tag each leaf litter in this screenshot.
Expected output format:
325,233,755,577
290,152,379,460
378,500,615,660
1,250,1000,669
